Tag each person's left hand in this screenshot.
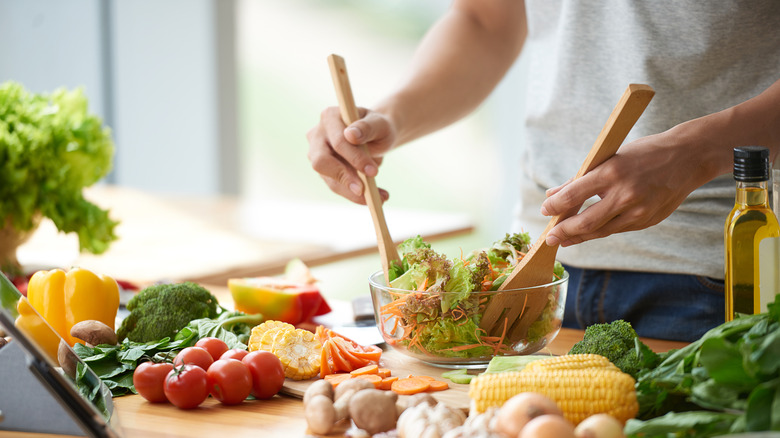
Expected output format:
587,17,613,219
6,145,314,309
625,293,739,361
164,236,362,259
540,127,718,247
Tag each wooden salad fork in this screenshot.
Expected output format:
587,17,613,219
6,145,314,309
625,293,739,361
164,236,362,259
328,54,400,283
479,84,655,343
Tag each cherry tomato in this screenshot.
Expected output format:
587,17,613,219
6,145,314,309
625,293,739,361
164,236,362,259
164,364,209,409
133,361,174,403
195,337,229,361
174,346,214,370
207,359,252,405
220,348,249,361
242,351,285,399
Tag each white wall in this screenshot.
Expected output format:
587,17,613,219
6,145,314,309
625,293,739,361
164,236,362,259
0,0,106,115
0,0,238,195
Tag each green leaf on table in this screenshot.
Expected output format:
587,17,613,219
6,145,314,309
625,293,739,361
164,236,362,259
745,378,780,432
699,337,756,388
625,411,740,437
751,328,780,376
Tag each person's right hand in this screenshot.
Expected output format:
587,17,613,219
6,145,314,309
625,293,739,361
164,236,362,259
306,106,397,204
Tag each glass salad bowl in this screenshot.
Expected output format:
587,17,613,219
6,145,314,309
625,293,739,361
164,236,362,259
369,269,568,367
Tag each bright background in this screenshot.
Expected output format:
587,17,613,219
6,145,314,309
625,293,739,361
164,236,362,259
1,0,529,300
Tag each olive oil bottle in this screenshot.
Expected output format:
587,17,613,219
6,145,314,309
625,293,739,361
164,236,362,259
725,146,780,321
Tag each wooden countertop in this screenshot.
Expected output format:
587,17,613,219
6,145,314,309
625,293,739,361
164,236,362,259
0,328,687,438
16,185,473,285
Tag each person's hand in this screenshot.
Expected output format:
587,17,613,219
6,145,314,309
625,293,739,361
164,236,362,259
306,106,397,205
540,128,717,246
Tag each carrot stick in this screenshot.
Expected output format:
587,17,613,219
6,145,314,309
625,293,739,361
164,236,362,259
350,364,379,376
391,377,431,395
377,368,392,378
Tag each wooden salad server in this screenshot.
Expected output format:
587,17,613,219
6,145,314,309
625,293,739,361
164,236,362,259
479,83,655,341
328,54,400,282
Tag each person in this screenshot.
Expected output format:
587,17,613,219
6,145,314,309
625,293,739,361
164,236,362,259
306,1,780,342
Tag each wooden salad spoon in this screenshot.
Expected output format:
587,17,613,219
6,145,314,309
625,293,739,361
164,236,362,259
328,54,400,283
479,83,655,342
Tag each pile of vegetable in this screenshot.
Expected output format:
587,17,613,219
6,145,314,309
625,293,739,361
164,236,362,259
303,376,461,436
73,281,263,396
558,297,780,437
0,81,117,275
116,281,221,343
625,295,780,437
568,319,659,379
379,234,565,359
131,336,286,409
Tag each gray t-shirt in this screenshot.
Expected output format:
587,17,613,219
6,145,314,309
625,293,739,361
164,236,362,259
514,0,780,279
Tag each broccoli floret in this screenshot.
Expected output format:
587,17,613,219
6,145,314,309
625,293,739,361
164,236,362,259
568,319,654,378
116,282,221,342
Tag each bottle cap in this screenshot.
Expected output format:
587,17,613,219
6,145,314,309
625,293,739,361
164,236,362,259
733,146,769,182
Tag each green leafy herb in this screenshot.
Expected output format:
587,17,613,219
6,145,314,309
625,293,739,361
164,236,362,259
75,310,263,397
0,81,117,270
628,295,780,436
74,337,193,396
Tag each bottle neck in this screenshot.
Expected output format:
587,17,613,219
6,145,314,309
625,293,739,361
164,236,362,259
736,180,769,206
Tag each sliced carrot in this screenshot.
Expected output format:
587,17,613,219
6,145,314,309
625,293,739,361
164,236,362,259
320,342,332,378
391,377,431,395
427,380,449,392
328,340,355,373
333,337,370,369
377,368,392,378
354,374,383,388
409,375,436,381
350,344,383,362
379,376,398,390
323,373,353,387
350,364,379,376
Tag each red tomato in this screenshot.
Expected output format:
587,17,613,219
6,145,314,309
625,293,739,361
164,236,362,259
164,364,209,409
174,346,214,370
195,337,229,361
242,351,285,399
220,348,249,361
133,361,174,403
207,359,252,405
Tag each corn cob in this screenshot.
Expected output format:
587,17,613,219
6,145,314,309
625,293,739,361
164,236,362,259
523,353,619,373
272,328,321,380
248,320,321,380
468,354,638,425
248,320,295,351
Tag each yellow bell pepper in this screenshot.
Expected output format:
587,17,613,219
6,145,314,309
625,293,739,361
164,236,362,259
27,267,120,346
15,297,61,364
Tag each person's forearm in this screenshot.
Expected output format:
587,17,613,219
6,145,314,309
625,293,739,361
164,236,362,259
375,0,527,147
681,78,780,181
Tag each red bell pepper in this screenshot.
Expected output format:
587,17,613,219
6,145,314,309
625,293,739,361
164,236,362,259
228,277,330,325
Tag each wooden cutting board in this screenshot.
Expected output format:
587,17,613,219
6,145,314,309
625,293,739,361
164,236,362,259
280,349,475,411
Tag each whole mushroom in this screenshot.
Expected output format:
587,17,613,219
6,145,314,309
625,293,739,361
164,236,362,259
349,389,399,435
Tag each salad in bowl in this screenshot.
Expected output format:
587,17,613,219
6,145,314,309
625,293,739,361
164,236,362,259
369,233,568,366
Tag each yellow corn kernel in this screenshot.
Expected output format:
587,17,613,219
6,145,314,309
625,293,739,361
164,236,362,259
468,357,638,425
523,353,619,373
248,320,294,352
